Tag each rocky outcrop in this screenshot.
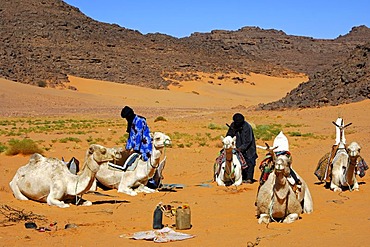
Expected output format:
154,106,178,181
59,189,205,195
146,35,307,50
1,0,369,108
258,42,370,109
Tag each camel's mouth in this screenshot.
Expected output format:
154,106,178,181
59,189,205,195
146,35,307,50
156,139,172,148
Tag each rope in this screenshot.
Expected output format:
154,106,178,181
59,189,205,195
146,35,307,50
145,138,170,183
74,155,102,205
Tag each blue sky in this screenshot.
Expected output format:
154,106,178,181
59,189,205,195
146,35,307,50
63,0,370,39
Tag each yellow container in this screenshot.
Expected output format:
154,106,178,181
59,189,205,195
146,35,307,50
175,205,191,230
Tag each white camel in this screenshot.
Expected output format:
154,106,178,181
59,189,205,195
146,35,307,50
330,118,361,191
9,144,122,208
256,155,303,224
92,132,171,196
214,136,242,186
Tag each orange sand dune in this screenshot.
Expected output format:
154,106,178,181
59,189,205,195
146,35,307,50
1,74,370,247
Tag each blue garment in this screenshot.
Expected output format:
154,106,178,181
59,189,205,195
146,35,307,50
126,115,153,161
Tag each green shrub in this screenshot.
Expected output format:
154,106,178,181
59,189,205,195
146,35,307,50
6,138,43,155
0,143,7,153
288,131,302,137
254,124,282,141
207,123,227,130
59,137,81,143
287,132,315,138
154,116,167,122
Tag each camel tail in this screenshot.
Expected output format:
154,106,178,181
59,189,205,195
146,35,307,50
303,186,314,214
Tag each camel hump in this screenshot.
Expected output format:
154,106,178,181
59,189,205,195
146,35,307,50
29,153,44,164
273,131,289,152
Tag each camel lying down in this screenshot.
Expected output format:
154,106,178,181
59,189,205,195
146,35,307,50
256,155,313,224
9,144,121,208
92,132,171,196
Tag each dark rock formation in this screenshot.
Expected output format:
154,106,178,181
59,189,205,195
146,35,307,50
1,0,370,109
258,42,370,109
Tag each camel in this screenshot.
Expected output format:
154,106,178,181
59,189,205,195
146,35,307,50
92,132,171,196
9,144,122,208
331,141,361,192
214,136,242,186
328,118,361,191
256,155,303,224
256,132,313,223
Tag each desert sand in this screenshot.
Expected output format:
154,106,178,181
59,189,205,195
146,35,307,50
0,73,369,247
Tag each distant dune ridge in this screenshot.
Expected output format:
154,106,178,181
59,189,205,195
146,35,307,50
0,0,370,108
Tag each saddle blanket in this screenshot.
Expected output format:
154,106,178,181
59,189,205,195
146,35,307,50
357,157,368,178
108,153,141,171
215,149,247,168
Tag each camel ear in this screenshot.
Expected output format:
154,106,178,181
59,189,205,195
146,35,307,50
150,132,154,138
89,145,95,154
232,136,236,142
30,153,43,163
100,147,107,155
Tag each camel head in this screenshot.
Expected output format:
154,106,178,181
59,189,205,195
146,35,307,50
221,136,236,149
347,141,361,159
151,132,171,149
86,144,122,166
274,155,291,177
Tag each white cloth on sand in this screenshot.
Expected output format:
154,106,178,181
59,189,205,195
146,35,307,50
126,227,195,243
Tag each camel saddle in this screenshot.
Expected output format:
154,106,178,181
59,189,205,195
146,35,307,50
314,145,340,182
108,153,141,171
214,149,247,179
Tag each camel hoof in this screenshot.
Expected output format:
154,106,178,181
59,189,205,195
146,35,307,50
57,203,70,208
124,190,138,196
258,214,270,224
82,200,92,206
118,188,137,196
333,187,342,192
283,213,299,223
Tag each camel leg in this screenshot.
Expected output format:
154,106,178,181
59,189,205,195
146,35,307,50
234,168,243,186
47,184,70,208
46,194,70,208
90,179,98,191
330,170,342,191
81,199,93,206
330,180,342,192
351,180,359,191
258,214,270,224
283,213,299,223
215,171,226,186
9,180,29,200
118,187,138,196
135,184,156,193
117,176,138,196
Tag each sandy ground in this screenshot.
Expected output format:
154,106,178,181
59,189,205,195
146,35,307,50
0,73,369,246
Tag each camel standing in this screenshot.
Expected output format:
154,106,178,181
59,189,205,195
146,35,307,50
93,132,171,196
9,144,121,208
214,136,242,186
256,155,303,224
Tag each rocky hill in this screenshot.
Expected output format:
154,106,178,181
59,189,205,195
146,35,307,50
0,0,292,89
1,0,370,108
190,25,370,77
258,42,370,109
